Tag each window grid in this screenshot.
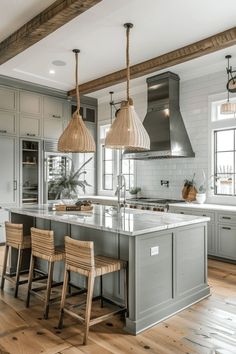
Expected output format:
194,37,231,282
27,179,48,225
102,146,113,190
214,128,236,196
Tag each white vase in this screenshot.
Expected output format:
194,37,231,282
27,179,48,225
196,193,206,204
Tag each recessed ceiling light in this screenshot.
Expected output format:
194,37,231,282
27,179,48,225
49,69,55,74
52,60,66,66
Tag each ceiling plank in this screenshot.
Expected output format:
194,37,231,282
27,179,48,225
0,0,102,65
68,26,236,96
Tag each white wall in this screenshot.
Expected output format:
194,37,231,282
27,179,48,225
98,70,228,201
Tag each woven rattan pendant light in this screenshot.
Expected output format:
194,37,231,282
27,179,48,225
58,49,96,153
105,24,150,151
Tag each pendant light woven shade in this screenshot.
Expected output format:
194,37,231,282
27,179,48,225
58,49,96,153
58,110,95,152
220,102,236,114
105,99,150,150
105,23,150,151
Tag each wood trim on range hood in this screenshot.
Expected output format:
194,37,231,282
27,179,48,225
68,26,236,96
0,0,102,65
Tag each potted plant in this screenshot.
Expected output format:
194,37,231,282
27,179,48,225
196,184,206,204
48,157,92,202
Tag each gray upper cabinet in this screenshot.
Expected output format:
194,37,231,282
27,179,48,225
0,87,17,111
0,111,17,135
43,97,64,139
19,114,41,138
20,91,41,115
0,136,18,204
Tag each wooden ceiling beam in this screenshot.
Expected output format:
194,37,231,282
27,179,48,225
0,0,102,65
68,26,236,96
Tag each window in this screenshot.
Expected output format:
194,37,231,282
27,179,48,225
99,124,135,194
102,147,114,190
214,129,235,195
210,97,236,197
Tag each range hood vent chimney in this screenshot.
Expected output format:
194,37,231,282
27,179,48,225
124,72,195,159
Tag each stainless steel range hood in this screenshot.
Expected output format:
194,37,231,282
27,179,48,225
124,72,195,159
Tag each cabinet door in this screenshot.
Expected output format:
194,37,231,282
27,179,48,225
20,91,41,115
0,136,17,204
0,87,17,111
20,115,41,137
218,224,236,260
0,111,17,135
43,97,63,139
43,97,63,119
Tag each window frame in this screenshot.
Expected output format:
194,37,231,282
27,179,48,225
98,123,136,196
208,93,236,204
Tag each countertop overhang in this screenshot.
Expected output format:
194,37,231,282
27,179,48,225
6,204,210,236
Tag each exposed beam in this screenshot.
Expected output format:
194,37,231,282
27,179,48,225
68,26,236,96
0,0,102,65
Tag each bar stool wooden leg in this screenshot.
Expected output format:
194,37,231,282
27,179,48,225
100,275,103,308
1,245,9,290
14,248,23,298
58,269,69,329
44,261,54,319
83,273,95,345
26,254,35,308
124,268,129,316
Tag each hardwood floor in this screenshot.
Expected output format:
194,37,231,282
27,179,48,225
0,245,236,354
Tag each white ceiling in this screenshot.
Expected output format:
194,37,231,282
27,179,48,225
0,0,236,97
0,0,55,41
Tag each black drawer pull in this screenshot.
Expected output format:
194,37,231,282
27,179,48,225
52,114,61,119
202,214,207,216
0,129,7,133
180,212,184,214
222,216,231,220
222,226,231,230
26,133,36,137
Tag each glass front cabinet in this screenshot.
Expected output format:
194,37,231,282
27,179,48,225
20,139,41,205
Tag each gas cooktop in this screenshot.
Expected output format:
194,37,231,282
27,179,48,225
126,198,184,204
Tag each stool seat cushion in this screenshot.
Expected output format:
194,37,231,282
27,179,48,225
32,246,65,262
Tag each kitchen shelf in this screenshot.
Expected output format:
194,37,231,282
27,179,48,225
22,162,37,165
23,149,38,152
22,198,38,201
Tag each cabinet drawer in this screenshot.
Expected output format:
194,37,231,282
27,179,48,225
170,207,215,221
43,97,63,119
218,224,236,260
20,115,40,137
0,111,16,135
0,87,17,111
20,92,41,115
218,213,236,224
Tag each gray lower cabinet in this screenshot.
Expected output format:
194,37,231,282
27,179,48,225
170,206,236,261
217,224,236,260
169,207,215,256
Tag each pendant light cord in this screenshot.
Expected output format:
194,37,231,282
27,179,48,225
126,25,130,102
73,49,80,112
227,56,230,103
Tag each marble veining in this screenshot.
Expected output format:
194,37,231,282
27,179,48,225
6,205,209,236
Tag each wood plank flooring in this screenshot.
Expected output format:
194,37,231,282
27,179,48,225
0,246,236,354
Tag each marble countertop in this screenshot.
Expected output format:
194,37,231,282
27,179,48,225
169,202,236,212
6,204,209,236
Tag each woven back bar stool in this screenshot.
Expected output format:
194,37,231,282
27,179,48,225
26,227,65,319
1,222,31,298
58,236,128,345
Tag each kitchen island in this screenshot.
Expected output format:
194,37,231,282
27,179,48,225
7,205,210,334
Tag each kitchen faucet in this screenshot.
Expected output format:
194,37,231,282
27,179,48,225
116,174,126,212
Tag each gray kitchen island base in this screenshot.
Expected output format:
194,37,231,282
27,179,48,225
9,206,210,335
